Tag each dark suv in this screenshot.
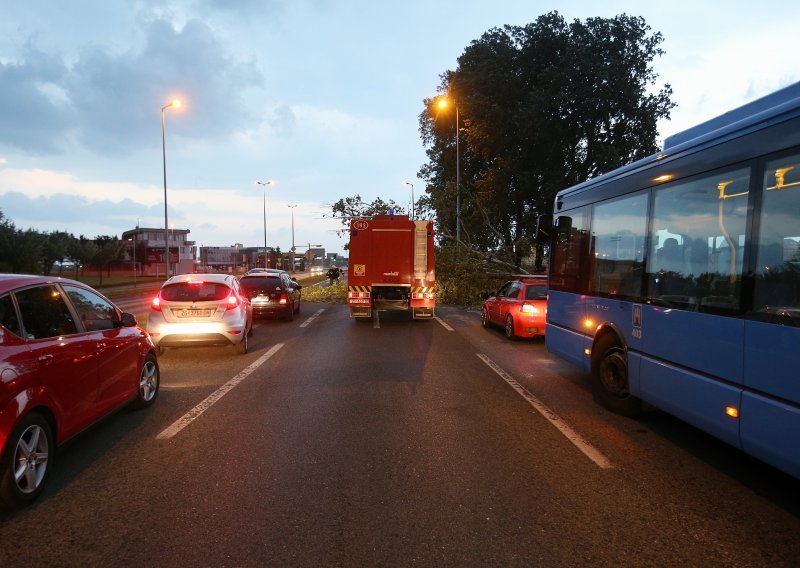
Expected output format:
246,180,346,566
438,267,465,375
239,270,302,320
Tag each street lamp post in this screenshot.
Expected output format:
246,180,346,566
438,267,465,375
404,181,415,220
255,180,274,267
437,98,460,242
161,98,182,278
288,204,297,272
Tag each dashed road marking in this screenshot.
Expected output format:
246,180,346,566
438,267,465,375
434,316,454,331
156,343,284,439
477,353,613,470
300,308,326,328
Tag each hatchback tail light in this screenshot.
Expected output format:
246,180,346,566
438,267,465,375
151,296,162,311
226,293,241,310
279,292,288,305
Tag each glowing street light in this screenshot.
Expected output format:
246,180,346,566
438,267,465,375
255,180,275,266
161,98,182,277
437,97,460,242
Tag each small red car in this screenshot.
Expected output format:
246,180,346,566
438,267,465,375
0,274,159,510
482,275,548,339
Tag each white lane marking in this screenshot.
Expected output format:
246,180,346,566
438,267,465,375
434,316,454,331
299,308,326,328
156,343,285,440
477,353,614,470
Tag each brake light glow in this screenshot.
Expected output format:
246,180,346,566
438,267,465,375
279,293,288,305
348,291,371,299
151,296,162,311
226,294,241,310
521,303,541,315
411,292,435,300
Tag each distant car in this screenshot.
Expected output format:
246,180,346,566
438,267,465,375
482,275,548,339
244,268,281,276
310,266,324,276
0,274,159,510
239,270,302,321
147,274,253,355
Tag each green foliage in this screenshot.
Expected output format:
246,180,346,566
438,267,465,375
434,243,536,306
324,194,407,249
301,280,347,303
419,11,674,271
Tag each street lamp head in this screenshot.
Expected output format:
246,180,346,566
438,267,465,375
171,99,182,109
255,180,275,187
437,98,448,109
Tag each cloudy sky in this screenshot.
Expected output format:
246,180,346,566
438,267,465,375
1,0,798,256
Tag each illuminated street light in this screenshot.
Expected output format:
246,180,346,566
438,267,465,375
437,98,460,242
161,98,182,277
255,180,275,267
288,204,297,272
403,181,415,220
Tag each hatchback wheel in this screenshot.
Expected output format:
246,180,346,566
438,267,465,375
481,307,489,328
505,315,516,339
0,413,54,510
235,333,248,354
132,354,159,409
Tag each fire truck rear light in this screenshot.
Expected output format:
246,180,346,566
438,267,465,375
348,291,371,299
412,292,435,300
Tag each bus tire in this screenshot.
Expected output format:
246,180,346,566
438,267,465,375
592,334,642,417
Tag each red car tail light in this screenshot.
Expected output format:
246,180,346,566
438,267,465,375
521,303,541,315
151,296,162,311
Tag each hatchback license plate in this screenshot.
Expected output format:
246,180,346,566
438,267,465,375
177,309,213,317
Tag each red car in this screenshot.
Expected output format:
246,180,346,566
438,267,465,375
0,274,159,510
481,276,548,339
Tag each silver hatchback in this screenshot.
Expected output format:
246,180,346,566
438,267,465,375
147,274,253,355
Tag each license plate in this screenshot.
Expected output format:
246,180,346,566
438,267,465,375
177,309,213,318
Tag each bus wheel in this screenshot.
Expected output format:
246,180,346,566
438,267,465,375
593,335,642,417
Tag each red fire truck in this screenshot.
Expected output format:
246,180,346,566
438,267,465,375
347,213,435,320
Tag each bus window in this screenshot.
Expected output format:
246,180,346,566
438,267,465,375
647,168,750,313
590,192,648,298
753,153,800,325
550,208,590,293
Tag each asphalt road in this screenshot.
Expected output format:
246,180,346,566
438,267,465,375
1,302,798,567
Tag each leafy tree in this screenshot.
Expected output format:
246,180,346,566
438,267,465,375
325,195,406,249
92,237,123,285
69,237,99,277
0,210,15,272
41,231,74,276
419,11,674,273
4,228,45,274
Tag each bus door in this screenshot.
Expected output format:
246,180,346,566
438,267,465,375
742,153,800,478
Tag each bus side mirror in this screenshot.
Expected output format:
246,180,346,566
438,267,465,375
536,214,552,241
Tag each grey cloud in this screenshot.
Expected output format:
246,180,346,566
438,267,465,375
1,191,169,235
269,104,297,138
1,17,263,157
68,18,263,154
0,49,72,153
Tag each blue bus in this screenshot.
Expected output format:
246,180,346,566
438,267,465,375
546,82,800,478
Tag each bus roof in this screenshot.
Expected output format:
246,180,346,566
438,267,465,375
555,81,800,203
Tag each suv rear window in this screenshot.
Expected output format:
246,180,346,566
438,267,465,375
240,276,282,294
161,282,231,302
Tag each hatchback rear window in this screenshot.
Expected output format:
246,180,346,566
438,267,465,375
161,282,231,302
240,276,282,294
525,284,547,301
